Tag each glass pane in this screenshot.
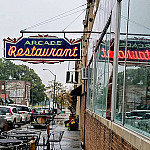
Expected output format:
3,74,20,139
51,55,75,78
117,0,150,137
87,63,94,110
94,56,105,115
115,64,124,124
0,107,9,115
124,66,150,137
93,39,111,117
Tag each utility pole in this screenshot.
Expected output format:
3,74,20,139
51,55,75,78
4,81,7,105
43,69,56,125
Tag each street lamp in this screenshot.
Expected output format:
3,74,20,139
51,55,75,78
31,79,37,106
43,69,56,118
31,84,34,106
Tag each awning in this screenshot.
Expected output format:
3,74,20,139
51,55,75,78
70,85,82,96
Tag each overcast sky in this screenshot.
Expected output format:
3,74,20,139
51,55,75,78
0,0,86,89
2,0,149,89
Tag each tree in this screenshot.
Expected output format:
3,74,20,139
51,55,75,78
46,81,73,109
46,81,64,107
0,58,46,105
46,81,64,96
117,67,148,86
57,91,72,110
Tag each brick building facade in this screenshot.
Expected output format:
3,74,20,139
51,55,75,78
85,112,137,150
0,80,31,106
73,0,150,150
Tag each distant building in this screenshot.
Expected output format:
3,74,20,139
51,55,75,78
0,80,31,106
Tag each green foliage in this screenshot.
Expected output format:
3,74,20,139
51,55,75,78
117,67,150,86
46,81,72,109
68,106,73,114
46,81,64,94
57,91,72,110
66,117,79,131
0,58,45,105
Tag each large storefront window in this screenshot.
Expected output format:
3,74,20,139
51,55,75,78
116,63,150,137
87,0,150,139
114,0,150,137
93,32,114,118
114,37,150,138
87,30,114,118
88,36,150,137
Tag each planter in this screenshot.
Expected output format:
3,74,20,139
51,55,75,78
66,115,79,131
69,123,78,131
64,120,70,127
69,115,75,121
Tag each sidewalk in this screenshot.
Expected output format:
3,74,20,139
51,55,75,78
52,109,82,150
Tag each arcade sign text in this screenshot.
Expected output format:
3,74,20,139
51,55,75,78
4,37,81,60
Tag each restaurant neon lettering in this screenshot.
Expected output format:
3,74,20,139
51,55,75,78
8,46,78,57
4,37,81,60
101,48,150,60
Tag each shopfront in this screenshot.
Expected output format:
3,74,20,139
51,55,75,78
84,0,150,149
87,37,150,137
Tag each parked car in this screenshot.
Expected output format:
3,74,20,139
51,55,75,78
126,110,150,119
115,112,131,122
39,107,52,115
28,107,39,122
8,104,30,122
125,110,150,127
0,105,22,128
138,113,150,131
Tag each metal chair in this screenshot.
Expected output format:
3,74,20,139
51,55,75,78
49,131,64,150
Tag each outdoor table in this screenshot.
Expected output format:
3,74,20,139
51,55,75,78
8,133,38,149
11,130,37,134
0,138,23,147
8,133,38,142
35,114,53,124
7,130,41,147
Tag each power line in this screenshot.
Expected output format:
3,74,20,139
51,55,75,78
121,15,150,31
22,3,87,31
99,2,150,32
22,2,150,35
63,9,86,31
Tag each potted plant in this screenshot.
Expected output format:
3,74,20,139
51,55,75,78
66,116,79,131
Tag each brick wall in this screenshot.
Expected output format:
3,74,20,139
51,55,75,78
80,94,86,141
85,113,137,150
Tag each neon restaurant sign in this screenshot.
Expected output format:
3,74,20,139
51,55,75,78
4,36,81,63
100,40,150,62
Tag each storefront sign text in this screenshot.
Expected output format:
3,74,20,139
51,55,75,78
100,40,150,62
4,37,81,61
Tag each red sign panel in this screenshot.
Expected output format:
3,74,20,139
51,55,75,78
100,40,150,62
